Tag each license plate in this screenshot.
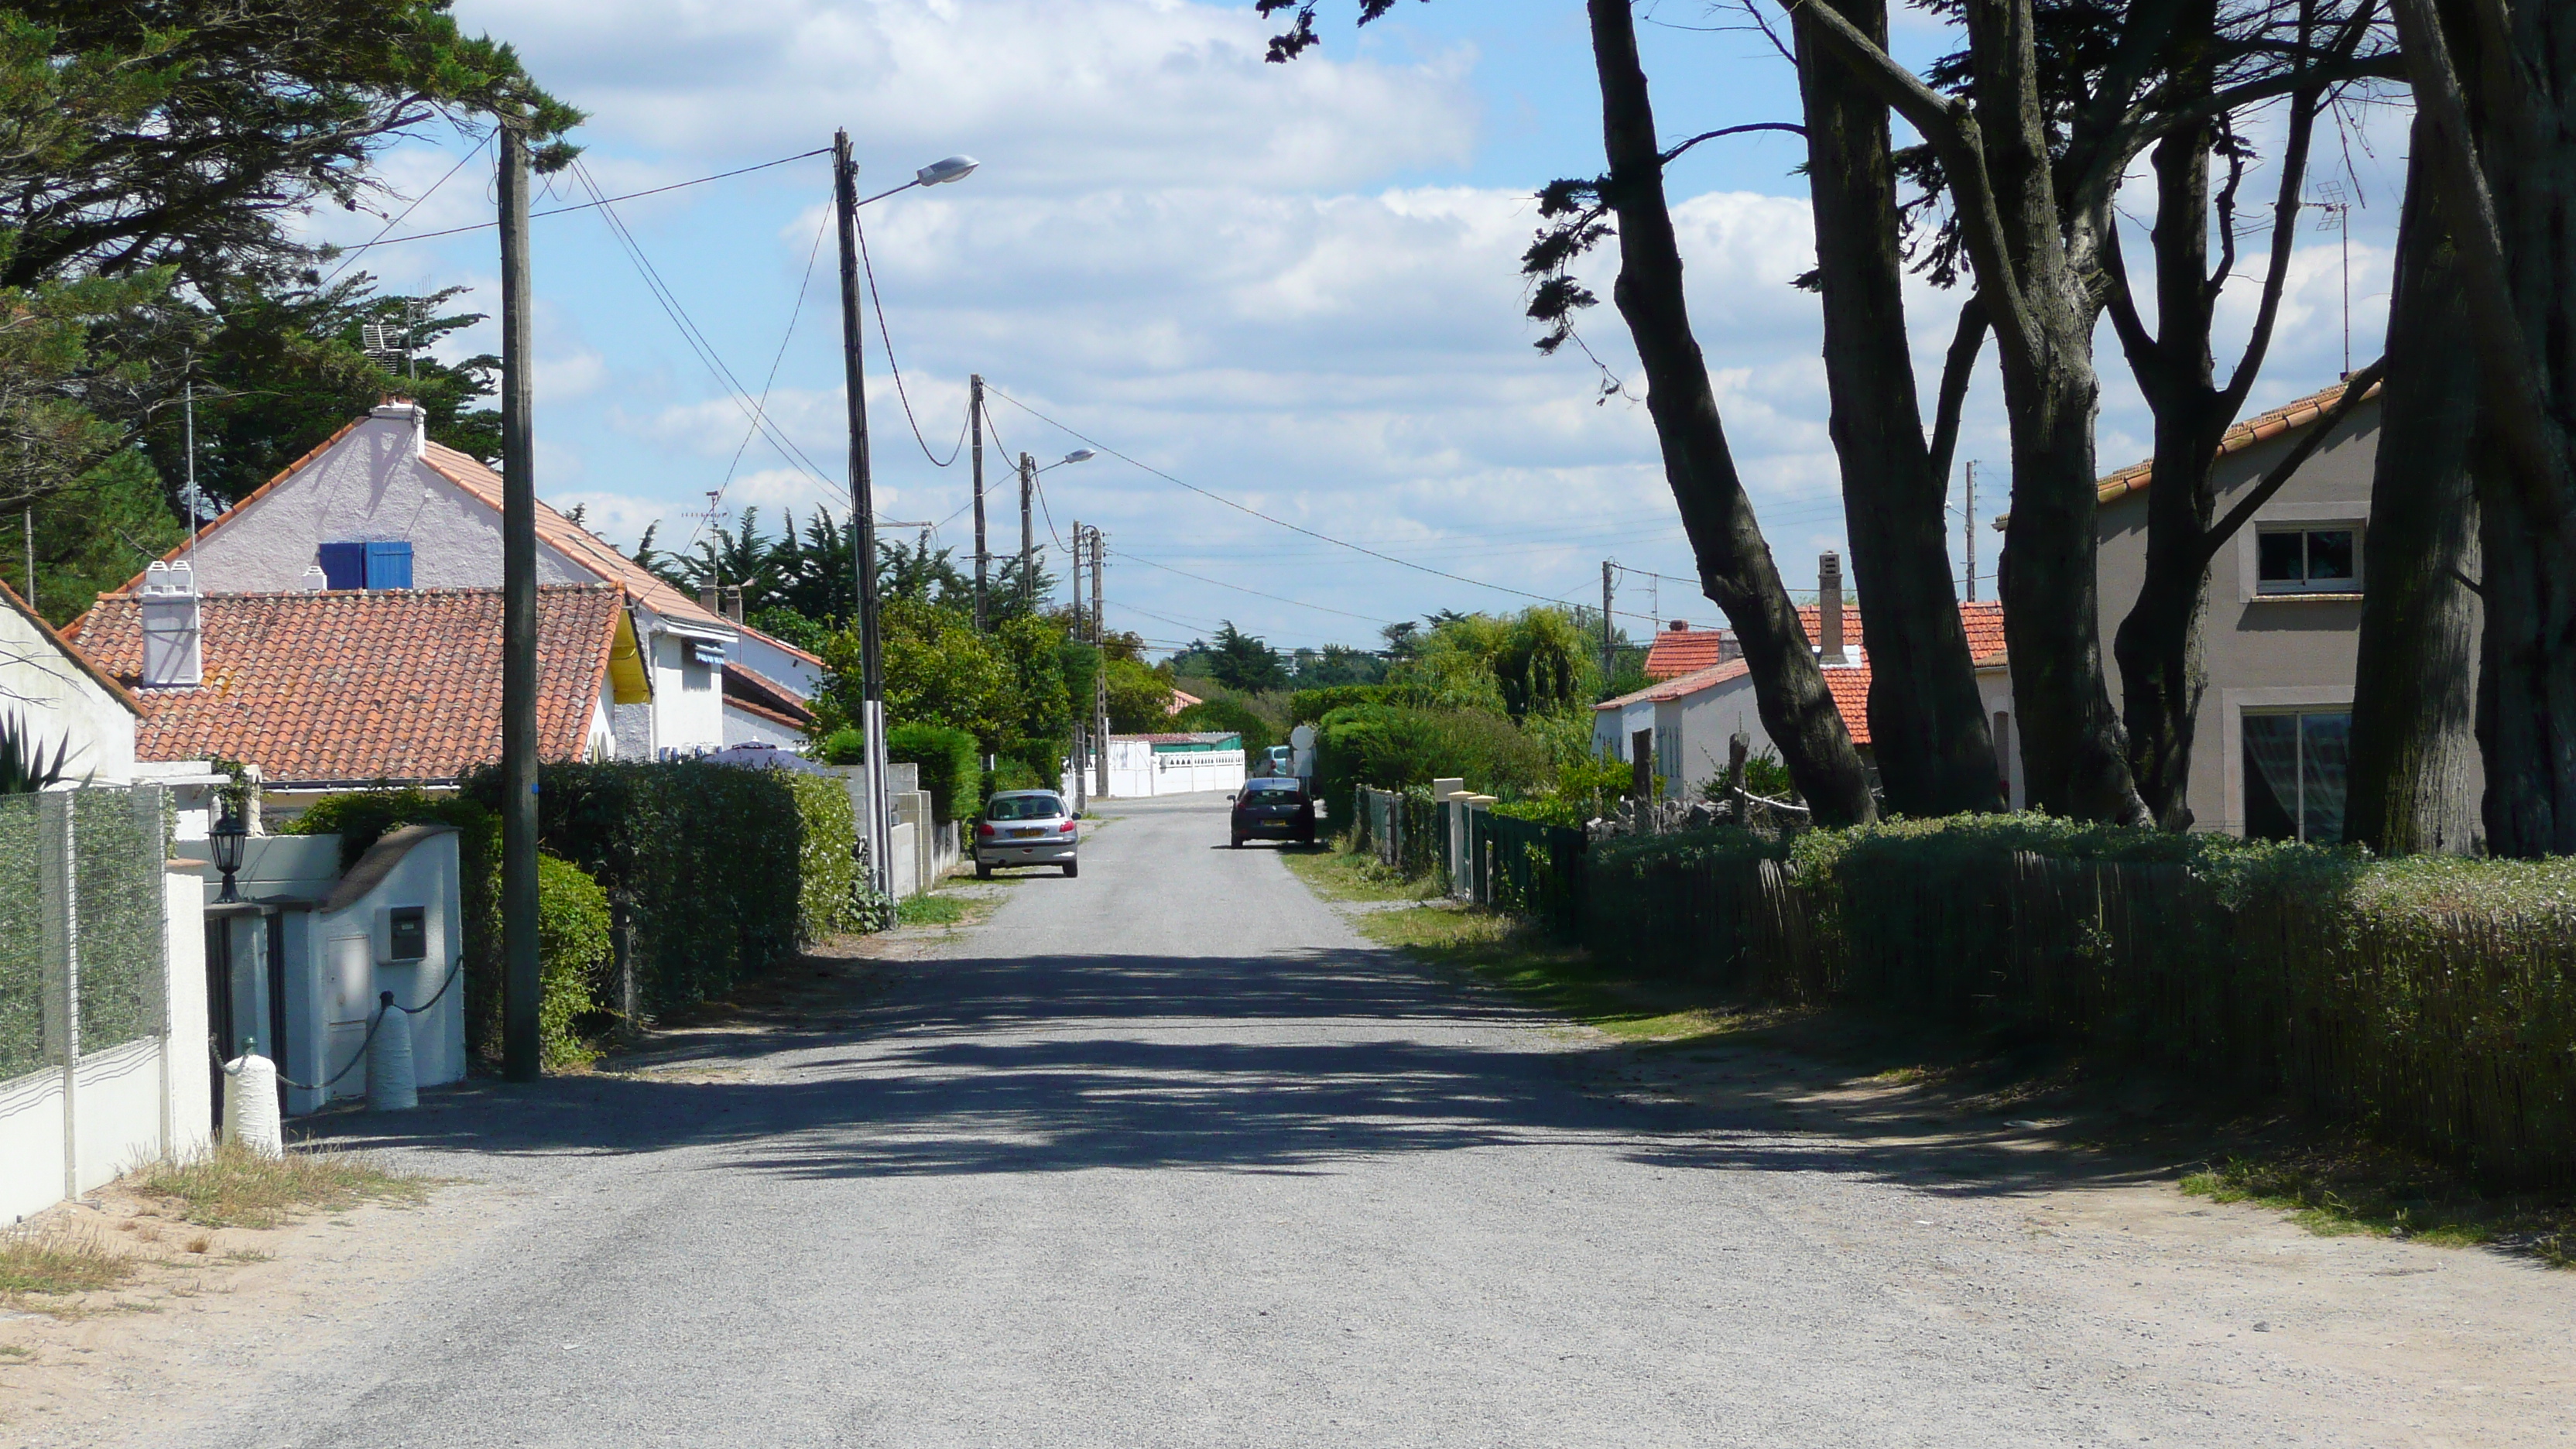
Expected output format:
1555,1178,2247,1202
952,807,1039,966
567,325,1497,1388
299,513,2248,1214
1009,827,1042,838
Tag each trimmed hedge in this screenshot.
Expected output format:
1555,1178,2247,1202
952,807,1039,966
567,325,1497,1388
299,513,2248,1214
786,772,865,939
1314,702,1548,817
534,851,609,1066
888,721,980,824
1575,814,2576,1189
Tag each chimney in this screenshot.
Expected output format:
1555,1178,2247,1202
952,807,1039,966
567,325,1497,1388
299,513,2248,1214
1667,619,1688,632
371,398,427,458
700,584,720,615
1817,552,1847,663
724,584,745,625
300,565,327,591
139,560,204,688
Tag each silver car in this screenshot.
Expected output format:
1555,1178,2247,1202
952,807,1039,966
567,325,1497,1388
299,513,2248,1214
973,790,1080,878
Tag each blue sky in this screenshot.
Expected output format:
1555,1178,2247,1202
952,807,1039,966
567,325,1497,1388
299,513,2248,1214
298,0,2411,657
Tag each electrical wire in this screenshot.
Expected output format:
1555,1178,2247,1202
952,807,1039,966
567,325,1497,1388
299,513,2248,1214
852,206,964,468
317,132,495,289
350,147,833,249
1115,549,1400,626
981,382,1663,625
691,206,834,550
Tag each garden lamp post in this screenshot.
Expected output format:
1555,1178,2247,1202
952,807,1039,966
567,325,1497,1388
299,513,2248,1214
837,130,978,896
210,803,248,905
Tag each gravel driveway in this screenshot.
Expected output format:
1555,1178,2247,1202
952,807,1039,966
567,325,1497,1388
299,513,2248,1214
124,793,2573,1447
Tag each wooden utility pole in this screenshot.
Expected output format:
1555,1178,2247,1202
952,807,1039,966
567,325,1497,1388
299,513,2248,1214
1070,520,1086,814
1091,525,1109,800
1964,461,1977,603
834,128,892,896
498,123,540,1082
1600,560,1614,687
1019,453,1035,611
970,374,987,629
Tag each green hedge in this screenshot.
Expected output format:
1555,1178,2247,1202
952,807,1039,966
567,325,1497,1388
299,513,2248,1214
535,851,609,1067
1289,684,1389,725
1574,814,2576,1189
1173,697,1275,755
786,772,865,939
1314,703,1548,819
888,722,980,824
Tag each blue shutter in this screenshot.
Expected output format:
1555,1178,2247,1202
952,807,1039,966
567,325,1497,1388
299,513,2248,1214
365,541,413,590
317,542,366,591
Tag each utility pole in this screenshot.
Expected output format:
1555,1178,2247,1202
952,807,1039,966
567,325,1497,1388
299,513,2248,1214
1070,520,1086,814
834,128,892,898
1964,461,1977,603
1091,525,1109,801
498,122,540,1083
970,374,987,630
20,507,31,611
1019,453,1035,613
1600,560,1614,687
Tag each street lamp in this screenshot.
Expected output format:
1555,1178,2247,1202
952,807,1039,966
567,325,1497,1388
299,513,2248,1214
835,131,978,899
209,801,248,905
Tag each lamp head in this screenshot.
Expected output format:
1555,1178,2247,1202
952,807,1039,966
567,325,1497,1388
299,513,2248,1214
210,802,247,903
916,156,979,187
1060,449,1096,466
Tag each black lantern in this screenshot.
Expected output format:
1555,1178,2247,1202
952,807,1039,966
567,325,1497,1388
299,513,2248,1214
210,801,248,904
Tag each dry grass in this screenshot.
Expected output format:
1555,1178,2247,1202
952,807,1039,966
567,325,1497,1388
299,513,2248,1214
0,1228,135,1300
133,1143,429,1229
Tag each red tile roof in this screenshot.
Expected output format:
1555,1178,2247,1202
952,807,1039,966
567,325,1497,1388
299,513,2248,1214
1641,622,1728,680
2095,375,2380,507
69,585,626,784
1598,600,2007,748
722,663,816,731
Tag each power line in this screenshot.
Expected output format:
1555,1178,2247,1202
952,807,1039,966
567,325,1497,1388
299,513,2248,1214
852,206,964,468
693,205,834,550
981,382,1663,624
342,147,833,251
1115,549,1401,625
318,132,495,289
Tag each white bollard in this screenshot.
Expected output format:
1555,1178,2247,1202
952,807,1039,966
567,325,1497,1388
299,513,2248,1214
222,1052,284,1158
366,992,417,1112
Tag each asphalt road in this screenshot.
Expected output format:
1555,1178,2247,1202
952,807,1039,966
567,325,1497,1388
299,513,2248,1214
143,793,2494,1447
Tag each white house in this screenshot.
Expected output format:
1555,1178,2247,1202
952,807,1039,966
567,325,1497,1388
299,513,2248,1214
1,577,139,785
100,400,815,758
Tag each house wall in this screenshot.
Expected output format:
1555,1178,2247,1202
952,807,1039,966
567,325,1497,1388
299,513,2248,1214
1,605,134,785
723,702,807,749
177,409,594,595
1674,676,1779,800
2089,397,2441,834
732,632,822,698
646,622,727,755
313,831,467,1102
1977,668,2025,810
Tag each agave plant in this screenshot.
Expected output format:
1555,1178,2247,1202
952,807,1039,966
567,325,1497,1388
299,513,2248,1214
0,710,75,794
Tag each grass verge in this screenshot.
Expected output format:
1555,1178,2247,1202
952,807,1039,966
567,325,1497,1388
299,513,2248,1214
0,1229,134,1298
133,1143,429,1229
896,892,968,927
1275,837,1445,904
2183,1140,2574,1265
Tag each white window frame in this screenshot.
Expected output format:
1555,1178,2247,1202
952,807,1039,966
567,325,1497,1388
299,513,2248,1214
2238,502,2365,600
2218,685,2354,838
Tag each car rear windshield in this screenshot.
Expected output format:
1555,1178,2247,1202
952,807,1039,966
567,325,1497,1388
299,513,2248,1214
1244,779,1303,797
985,794,1064,821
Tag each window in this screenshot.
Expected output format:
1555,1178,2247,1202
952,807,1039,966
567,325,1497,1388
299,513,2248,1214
2242,709,2350,843
2256,526,2358,594
316,540,412,590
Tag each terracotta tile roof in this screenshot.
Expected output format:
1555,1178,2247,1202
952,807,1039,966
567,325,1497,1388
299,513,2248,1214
1596,601,2006,748
416,442,735,632
1641,623,1728,680
2095,375,2381,507
2,576,141,717
1168,688,1203,716
722,663,816,729
71,585,625,785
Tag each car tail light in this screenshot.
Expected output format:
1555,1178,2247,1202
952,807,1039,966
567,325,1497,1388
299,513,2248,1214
1058,819,1078,833
976,822,995,838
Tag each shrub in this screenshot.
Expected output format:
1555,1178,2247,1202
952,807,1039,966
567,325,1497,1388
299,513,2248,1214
1171,697,1273,755
1314,703,1549,816
887,721,981,823
786,772,863,938
534,852,608,1067
1289,684,1387,726
987,758,1048,796
817,728,866,766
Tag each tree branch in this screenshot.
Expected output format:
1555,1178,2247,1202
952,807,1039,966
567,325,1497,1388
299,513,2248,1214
2197,358,2386,564
1926,294,1988,486
1662,122,1807,165
2218,81,2321,411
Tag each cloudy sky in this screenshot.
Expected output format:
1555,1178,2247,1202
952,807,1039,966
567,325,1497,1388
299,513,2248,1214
300,0,2412,657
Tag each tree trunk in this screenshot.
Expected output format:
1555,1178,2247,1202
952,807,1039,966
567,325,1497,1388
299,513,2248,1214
1967,0,2151,825
2346,122,2485,855
1585,0,1876,824
1793,0,2001,817
2393,0,2576,856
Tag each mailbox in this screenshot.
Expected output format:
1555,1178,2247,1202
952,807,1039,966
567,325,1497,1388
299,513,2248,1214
375,904,435,963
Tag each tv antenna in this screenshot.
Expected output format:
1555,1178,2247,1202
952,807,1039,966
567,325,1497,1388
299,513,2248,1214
2307,182,2353,377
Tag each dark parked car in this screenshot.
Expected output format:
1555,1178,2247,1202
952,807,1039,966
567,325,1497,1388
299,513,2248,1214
1230,776,1315,848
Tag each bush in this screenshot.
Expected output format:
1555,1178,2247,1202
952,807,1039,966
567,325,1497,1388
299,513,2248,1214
464,760,809,1017
534,852,608,1067
786,772,864,938
1289,684,1388,726
887,721,981,823
1171,697,1273,755
817,728,866,766
987,758,1049,796
1313,703,1549,817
